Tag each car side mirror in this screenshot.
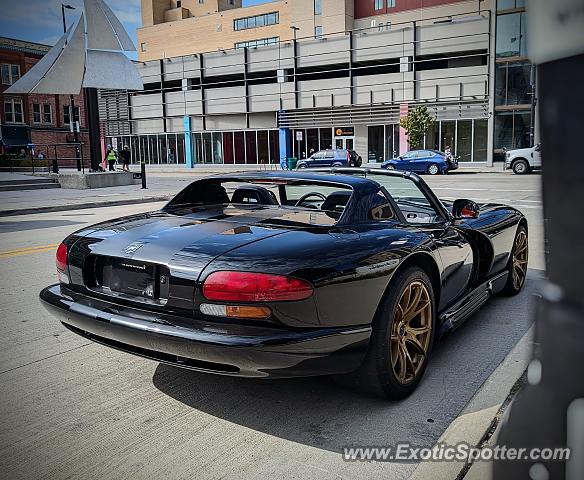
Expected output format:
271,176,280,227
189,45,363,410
535,144,541,152
452,199,480,219
399,156,403,160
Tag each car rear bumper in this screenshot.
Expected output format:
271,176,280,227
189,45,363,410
40,284,371,378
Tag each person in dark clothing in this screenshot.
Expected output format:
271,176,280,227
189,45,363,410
120,145,131,172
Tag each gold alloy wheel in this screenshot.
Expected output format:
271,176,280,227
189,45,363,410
390,281,433,385
512,230,529,290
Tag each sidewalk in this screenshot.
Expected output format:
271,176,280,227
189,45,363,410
0,170,204,216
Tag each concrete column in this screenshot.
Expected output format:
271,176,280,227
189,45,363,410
184,116,193,168
399,103,409,153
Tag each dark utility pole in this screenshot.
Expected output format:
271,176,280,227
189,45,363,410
61,4,81,171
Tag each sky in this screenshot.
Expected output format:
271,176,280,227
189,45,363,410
0,0,272,54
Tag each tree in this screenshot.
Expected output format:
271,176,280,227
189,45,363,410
399,106,435,150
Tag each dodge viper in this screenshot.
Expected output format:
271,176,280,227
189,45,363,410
40,168,528,399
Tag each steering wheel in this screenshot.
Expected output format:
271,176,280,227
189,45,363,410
295,192,327,208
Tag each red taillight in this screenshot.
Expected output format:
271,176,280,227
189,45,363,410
56,243,68,271
202,271,313,302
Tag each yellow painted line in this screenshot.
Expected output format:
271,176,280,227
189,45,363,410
0,243,60,260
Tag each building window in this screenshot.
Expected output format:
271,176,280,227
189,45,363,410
496,12,528,58
199,0,204,4
176,0,181,7
140,42,147,52
233,12,279,31
4,98,24,123
32,103,42,124
43,104,53,124
234,37,279,49
497,0,525,11
315,26,323,38
495,60,533,106
387,0,396,7
1,64,21,85
63,105,80,125
374,0,383,10
314,0,322,15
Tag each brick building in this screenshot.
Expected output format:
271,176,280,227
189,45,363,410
0,36,90,166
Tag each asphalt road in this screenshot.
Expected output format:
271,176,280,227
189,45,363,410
0,172,543,480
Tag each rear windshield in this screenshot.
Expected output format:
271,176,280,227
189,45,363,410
164,179,354,227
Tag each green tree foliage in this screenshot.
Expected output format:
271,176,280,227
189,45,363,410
399,106,435,150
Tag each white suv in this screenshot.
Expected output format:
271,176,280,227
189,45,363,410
505,144,542,174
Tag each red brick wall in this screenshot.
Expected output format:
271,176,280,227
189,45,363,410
354,0,469,18
30,130,91,168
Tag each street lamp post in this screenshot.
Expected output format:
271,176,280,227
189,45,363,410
61,4,82,172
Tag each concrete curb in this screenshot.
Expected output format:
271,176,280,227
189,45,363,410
0,195,171,217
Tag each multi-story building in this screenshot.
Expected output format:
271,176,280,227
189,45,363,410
0,37,90,163
100,0,537,168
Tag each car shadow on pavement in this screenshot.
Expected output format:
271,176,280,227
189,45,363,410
152,270,542,454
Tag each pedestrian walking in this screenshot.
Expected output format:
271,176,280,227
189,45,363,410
120,145,131,172
104,145,117,172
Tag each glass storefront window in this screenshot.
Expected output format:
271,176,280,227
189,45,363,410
385,124,399,159
223,132,234,164
234,132,245,164
306,129,319,155
245,131,257,164
176,134,185,164
440,121,456,152
496,12,527,58
473,119,488,162
319,128,332,150
368,126,384,163
495,110,532,150
158,135,168,164
192,133,203,164
424,123,439,151
269,130,279,164
212,132,223,164
166,134,177,164
456,120,472,162
257,130,269,165
293,130,306,159
202,132,212,164
149,136,159,164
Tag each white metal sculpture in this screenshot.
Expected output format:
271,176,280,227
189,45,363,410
6,0,143,94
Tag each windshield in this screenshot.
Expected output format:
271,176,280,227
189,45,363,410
163,178,354,227
341,172,445,224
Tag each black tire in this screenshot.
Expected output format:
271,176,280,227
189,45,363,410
297,163,307,169
427,163,440,175
332,162,343,167
512,159,530,175
339,267,436,399
501,225,529,296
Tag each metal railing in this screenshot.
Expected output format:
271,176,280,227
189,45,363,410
1,142,86,174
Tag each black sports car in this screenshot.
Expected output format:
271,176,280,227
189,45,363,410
40,168,528,399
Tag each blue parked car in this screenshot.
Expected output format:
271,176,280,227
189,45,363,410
381,150,458,175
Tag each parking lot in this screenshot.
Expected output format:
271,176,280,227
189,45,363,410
0,172,543,480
